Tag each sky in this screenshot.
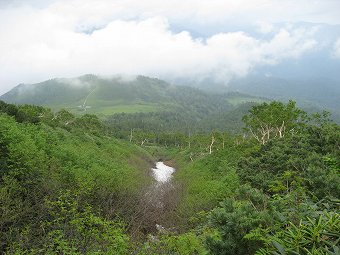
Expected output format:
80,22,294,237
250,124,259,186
0,0,340,94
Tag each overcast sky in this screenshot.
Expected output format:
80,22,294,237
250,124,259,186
0,0,340,94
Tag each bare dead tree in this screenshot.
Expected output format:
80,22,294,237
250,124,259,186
209,135,215,154
277,120,286,138
141,138,147,146
187,132,191,149
189,152,193,162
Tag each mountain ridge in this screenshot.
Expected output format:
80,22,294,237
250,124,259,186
0,74,265,116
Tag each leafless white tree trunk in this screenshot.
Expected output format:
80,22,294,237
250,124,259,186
141,138,147,146
209,135,215,154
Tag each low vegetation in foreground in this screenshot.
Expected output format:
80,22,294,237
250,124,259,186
0,99,339,254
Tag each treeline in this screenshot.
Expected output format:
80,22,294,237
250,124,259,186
106,102,253,146
0,100,103,132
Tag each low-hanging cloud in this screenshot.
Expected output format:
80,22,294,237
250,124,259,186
0,1,326,94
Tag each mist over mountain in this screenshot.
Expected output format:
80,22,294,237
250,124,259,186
169,22,340,113
168,23,340,119
0,75,235,115
2,71,339,123
0,74,269,134
228,75,340,109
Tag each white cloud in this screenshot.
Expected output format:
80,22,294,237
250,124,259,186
260,28,317,62
0,0,332,94
256,21,274,34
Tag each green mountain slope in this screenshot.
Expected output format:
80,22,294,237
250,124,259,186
0,75,265,116
1,75,171,114
1,75,269,134
0,101,158,253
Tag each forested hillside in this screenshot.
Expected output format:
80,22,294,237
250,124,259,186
0,75,262,116
1,75,269,134
1,99,339,254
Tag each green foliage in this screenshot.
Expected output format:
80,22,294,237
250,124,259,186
1,75,233,117
0,100,49,124
6,192,130,254
206,185,273,255
0,98,339,254
172,146,241,228
243,100,306,144
138,231,207,255
203,102,339,255
256,204,340,255
106,102,250,137
238,130,339,197
0,104,152,253
0,75,262,135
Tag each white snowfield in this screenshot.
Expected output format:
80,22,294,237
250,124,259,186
152,162,175,183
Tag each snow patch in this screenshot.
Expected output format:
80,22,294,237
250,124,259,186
152,162,175,183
